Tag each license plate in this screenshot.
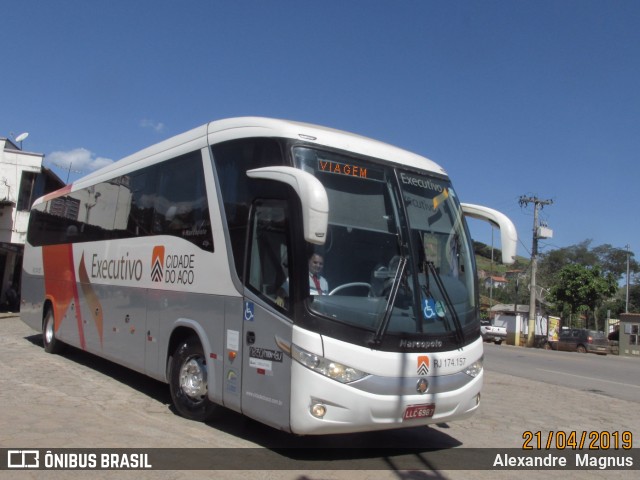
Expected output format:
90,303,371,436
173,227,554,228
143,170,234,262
403,403,435,420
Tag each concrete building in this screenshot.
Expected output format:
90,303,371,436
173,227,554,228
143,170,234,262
483,275,508,289
618,313,640,358
0,136,64,311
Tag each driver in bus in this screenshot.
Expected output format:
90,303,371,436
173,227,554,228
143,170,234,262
276,253,328,307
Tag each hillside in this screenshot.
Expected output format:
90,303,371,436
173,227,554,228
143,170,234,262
473,241,528,277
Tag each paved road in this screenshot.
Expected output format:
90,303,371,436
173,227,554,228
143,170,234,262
483,342,640,403
1,315,638,479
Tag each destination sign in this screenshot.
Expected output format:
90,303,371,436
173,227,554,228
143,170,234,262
317,159,384,181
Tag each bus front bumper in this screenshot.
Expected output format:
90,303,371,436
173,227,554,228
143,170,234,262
289,361,482,435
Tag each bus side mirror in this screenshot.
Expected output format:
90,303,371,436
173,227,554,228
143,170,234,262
461,203,518,265
247,166,329,245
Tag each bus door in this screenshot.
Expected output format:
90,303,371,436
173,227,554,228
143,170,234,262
240,199,293,431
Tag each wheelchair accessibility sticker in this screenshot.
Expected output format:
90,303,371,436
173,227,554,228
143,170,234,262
423,298,446,320
244,301,255,322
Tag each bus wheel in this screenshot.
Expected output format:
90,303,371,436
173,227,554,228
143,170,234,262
169,336,217,422
43,308,64,354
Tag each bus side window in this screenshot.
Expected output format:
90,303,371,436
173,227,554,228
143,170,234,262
152,151,214,251
246,200,291,311
127,172,154,237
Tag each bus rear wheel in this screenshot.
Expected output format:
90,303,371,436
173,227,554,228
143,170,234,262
43,308,64,354
169,335,217,422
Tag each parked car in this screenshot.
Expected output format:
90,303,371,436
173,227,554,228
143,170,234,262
545,328,609,355
481,319,506,344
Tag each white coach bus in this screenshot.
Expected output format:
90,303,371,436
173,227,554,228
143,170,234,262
21,117,516,435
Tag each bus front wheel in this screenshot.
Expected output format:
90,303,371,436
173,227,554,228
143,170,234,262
43,308,64,354
169,335,217,422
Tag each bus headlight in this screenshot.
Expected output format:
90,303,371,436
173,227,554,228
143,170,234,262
464,356,483,378
292,345,369,383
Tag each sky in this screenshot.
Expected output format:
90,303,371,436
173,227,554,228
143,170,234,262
2,0,639,262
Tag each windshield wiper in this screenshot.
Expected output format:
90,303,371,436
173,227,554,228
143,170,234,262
425,260,465,346
371,256,408,347
412,229,465,346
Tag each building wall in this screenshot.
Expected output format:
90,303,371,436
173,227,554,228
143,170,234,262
0,139,43,241
0,138,46,310
619,313,640,358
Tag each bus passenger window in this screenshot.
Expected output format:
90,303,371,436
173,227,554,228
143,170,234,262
127,172,154,237
151,151,214,251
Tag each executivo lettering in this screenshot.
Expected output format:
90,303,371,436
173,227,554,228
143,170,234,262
91,253,143,281
400,172,444,192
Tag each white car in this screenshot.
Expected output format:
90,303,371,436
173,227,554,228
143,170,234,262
481,320,506,344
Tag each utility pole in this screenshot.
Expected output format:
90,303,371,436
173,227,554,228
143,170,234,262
519,195,553,347
626,244,631,313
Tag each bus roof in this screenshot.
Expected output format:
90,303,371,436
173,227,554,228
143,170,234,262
205,117,445,174
43,117,447,200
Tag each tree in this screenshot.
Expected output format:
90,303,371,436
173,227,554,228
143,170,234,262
538,241,596,276
628,284,640,313
537,241,596,300
539,240,638,284
539,241,639,318
548,264,617,330
592,243,639,279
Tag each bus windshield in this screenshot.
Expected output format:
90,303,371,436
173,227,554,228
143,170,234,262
294,147,477,344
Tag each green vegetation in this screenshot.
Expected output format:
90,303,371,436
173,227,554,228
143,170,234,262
548,264,617,328
474,239,639,328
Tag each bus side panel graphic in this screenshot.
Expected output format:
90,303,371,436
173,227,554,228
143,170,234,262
42,244,86,349
78,252,104,347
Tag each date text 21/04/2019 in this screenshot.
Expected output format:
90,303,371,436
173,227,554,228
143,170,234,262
522,431,632,450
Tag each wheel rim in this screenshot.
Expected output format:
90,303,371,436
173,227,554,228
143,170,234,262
44,314,54,345
179,356,207,400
